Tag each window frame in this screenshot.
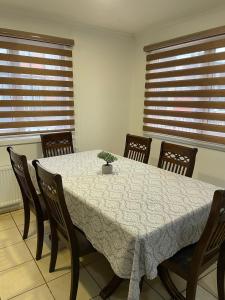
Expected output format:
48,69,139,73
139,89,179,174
0,28,75,139
143,25,225,151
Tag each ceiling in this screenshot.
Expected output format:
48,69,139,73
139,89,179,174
0,0,224,34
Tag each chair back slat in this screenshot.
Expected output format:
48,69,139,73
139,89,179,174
190,190,225,274
205,210,225,254
41,131,74,158
7,147,42,213
173,163,179,174
124,134,152,164
209,223,225,250
158,142,198,177
33,160,76,243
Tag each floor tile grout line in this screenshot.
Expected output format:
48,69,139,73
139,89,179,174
26,246,57,300
144,278,168,300
145,283,166,300
46,269,72,284
20,224,57,300
7,283,47,300
82,263,104,291
198,283,218,299
199,266,217,280
0,226,17,233
45,280,56,300
0,258,34,274
144,275,218,300
1,212,166,298
0,239,25,250
0,211,49,299
0,215,163,300
51,262,101,300
3,210,219,300
0,213,17,232
10,209,56,300
0,212,26,250
44,263,99,300
45,270,75,299
1,213,23,233
10,210,24,233
180,285,218,300
45,259,101,298
24,231,50,242
144,262,218,297
16,213,82,299
0,212,186,298
2,211,107,300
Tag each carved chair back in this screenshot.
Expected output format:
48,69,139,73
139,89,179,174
124,134,152,164
190,190,225,274
32,160,78,247
158,141,198,177
7,147,42,214
41,131,74,158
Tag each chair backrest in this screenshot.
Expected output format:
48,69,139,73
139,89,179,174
32,160,76,246
7,147,42,214
157,141,198,177
123,134,152,164
190,190,225,274
41,131,74,158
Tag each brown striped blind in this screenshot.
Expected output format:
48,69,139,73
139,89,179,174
0,28,74,137
143,27,225,146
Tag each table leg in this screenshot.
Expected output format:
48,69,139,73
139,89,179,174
99,275,145,299
139,276,144,292
99,275,123,299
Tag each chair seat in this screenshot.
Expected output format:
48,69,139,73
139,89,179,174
161,243,197,279
73,226,96,257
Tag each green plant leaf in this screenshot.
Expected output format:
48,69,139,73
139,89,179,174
97,151,118,163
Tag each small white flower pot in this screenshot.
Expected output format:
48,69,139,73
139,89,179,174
102,164,113,175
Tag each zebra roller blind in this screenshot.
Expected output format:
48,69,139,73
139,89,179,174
143,26,225,146
0,28,74,137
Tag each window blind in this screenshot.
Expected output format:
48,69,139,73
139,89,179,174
143,26,225,146
0,28,74,137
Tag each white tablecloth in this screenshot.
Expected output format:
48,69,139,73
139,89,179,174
29,150,220,300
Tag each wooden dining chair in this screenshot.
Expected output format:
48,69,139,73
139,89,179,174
158,189,225,300
41,131,74,158
32,160,96,300
123,134,152,164
157,142,198,177
7,147,48,260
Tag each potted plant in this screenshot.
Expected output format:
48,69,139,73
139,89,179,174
97,151,118,174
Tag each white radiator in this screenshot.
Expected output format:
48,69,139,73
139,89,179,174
0,165,22,213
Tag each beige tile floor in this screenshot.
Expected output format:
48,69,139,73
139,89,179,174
0,209,219,300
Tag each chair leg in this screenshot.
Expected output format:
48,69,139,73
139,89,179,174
49,228,58,272
70,252,80,300
217,247,225,300
186,279,198,300
36,219,44,260
23,205,30,239
139,276,144,292
158,265,185,300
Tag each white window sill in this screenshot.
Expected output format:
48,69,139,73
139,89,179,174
143,131,225,153
0,135,41,147
0,132,76,148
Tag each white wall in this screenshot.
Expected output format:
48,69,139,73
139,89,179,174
129,5,225,187
0,14,135,167
1,4,225,192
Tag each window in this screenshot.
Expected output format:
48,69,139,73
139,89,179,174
0,28,74,137
143,26,225,146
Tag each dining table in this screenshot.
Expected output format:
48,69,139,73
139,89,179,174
29,150,220,300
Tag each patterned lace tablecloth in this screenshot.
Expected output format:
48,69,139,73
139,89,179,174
29,150,220,300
